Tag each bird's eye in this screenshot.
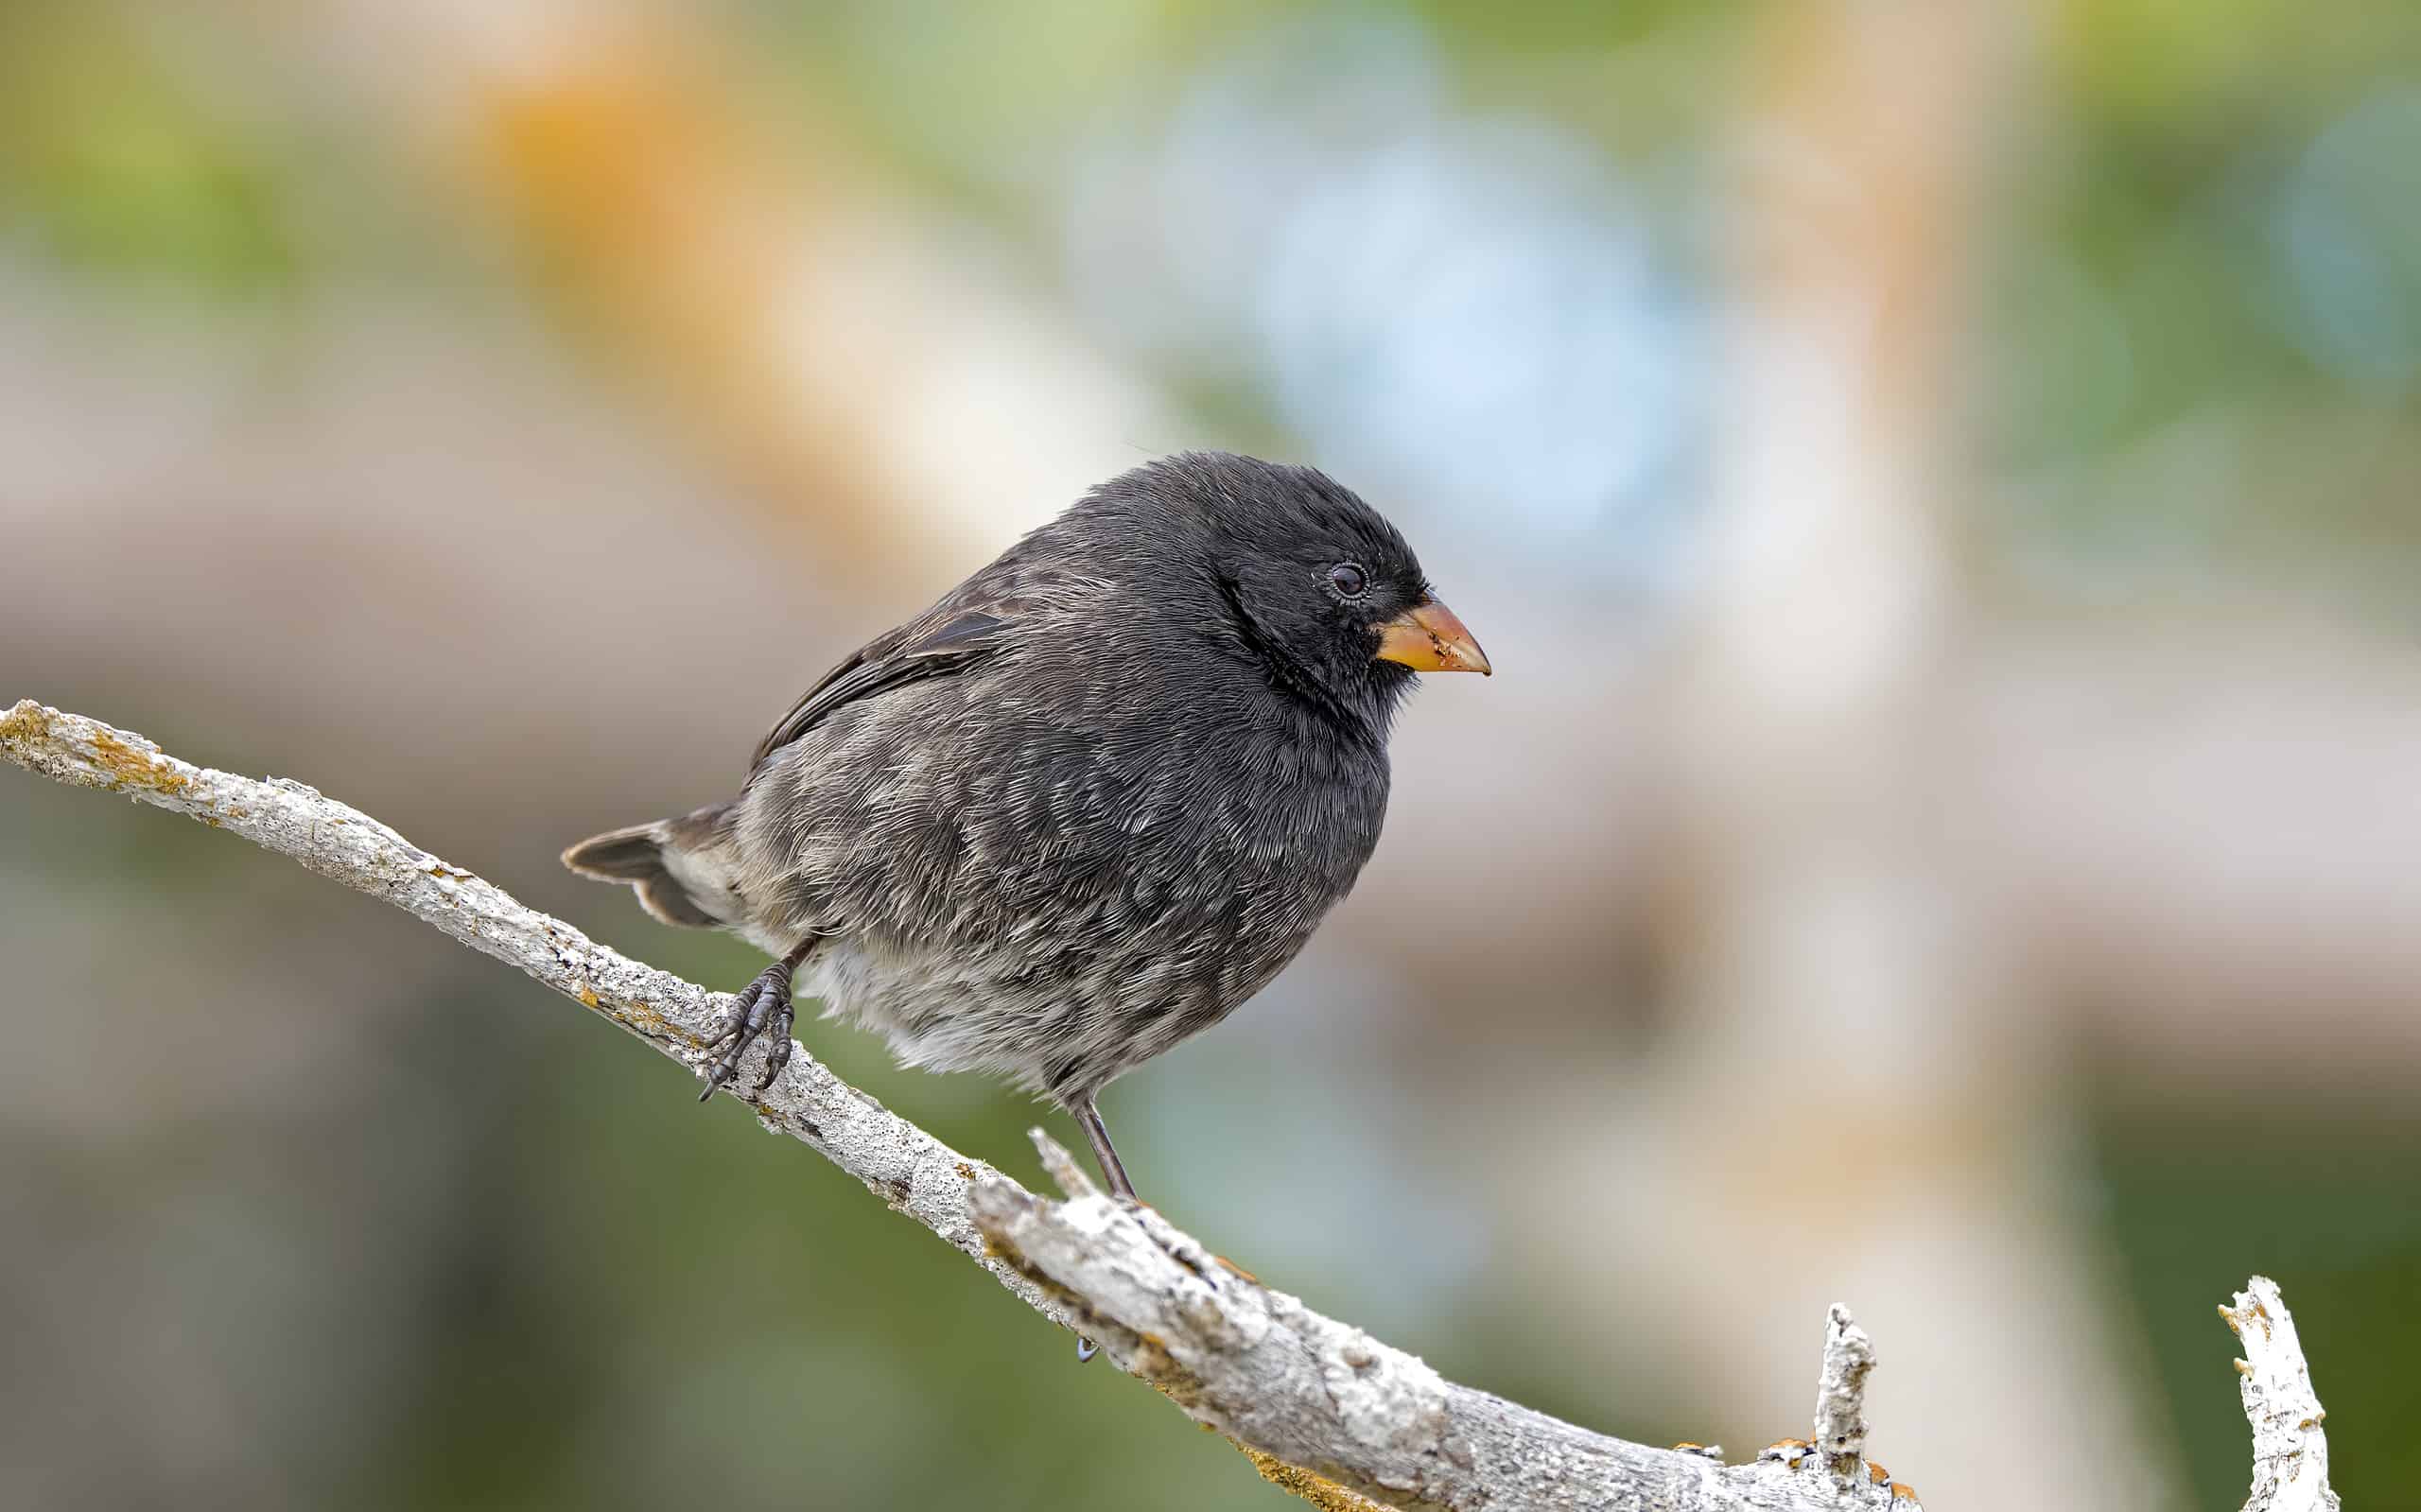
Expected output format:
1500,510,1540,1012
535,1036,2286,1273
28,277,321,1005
1327,563,1369,599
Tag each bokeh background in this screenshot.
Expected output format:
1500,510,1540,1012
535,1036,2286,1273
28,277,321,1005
5,3,2417,1509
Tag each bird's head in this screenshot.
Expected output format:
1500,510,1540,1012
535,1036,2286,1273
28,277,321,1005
1081,452,1489,736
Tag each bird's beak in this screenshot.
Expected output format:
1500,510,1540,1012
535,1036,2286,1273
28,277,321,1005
1374,597,1491,676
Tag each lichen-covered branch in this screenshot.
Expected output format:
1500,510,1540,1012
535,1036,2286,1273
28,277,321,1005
1811,1305,1876,1480
1,701,1053,1312
2221,1277,2338,1512
6,700,1915,1512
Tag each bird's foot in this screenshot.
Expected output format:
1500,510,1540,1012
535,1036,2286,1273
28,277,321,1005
1123,1201,1231,1289
1069,1201,1245,1365
698,957,797,1100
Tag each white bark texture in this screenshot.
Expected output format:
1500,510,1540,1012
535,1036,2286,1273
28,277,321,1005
1810,1306,1875,1479
2220,1277,2339,1512
0,699,1920,1510
5,699,2308,1511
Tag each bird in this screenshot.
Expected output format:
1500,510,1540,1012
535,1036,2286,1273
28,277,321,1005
564,451,1489,1207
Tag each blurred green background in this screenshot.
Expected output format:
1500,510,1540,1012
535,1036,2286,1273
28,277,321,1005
4,3,2417,1509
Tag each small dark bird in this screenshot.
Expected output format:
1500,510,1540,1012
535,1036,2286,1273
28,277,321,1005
565,451,1489,1205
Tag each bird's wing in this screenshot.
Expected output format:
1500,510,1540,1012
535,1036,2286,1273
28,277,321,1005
746,598,1019,779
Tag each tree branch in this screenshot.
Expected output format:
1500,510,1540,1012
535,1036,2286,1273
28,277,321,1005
5,699,1932,1511
1812,1306,1878,1483
2221,1277,2338,1512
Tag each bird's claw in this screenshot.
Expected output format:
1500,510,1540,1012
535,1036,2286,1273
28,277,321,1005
698,959,797,1100
1069,1202,1244,1364
1123,1201,1228,1290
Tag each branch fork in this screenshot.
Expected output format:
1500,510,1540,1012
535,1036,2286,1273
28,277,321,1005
2221,1277,2339,1512
3,701,2337,1510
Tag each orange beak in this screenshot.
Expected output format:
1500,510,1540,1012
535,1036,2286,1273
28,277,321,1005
1373,597,1491,675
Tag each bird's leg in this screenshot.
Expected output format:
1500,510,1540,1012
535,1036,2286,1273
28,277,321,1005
1063,1097,1238,1362
698,940,811,1100
1074,1096,1234,1289
1076,1097,1141,1207
1069,1095,1137,1366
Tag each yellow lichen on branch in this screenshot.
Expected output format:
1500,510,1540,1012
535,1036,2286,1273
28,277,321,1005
1234,1441,1401,1512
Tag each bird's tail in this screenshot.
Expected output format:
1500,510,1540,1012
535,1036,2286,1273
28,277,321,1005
562,801,740,930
